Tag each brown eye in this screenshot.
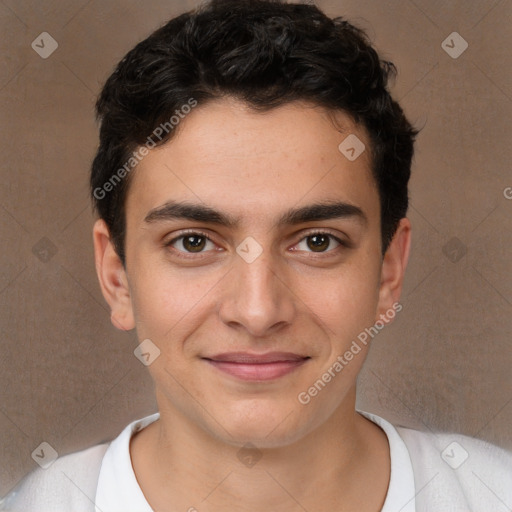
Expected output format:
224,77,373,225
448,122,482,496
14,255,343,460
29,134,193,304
307,234,330,252
295,232,343,253
167,233,215,253
182,235,206,252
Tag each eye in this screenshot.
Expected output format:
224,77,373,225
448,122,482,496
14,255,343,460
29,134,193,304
294,232,344,253
166,232,217,253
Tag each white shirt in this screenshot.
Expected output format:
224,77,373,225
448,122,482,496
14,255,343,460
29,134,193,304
2,410,512,511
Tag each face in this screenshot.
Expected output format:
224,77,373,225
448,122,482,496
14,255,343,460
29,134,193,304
94,98,410,448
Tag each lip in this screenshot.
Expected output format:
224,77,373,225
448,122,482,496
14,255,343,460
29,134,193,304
203,352,310,381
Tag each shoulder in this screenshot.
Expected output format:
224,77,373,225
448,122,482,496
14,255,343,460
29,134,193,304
1,442,109,512
395,425,512,510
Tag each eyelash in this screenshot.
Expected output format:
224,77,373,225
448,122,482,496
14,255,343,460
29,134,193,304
164,229,349,258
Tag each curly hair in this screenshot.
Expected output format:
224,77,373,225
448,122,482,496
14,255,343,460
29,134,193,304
90,0,417,264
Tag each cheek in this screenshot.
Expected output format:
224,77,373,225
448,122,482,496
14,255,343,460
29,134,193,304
299,259,381,338
129,261,221,341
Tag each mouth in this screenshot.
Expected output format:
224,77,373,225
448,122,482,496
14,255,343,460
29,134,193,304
202,352,310,381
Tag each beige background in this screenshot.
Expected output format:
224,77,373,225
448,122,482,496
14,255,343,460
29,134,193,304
0,0,510,499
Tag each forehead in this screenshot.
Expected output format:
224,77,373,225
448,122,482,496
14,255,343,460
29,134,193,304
125,98,379,227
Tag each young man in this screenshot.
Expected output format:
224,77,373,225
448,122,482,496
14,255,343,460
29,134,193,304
4,0,511,511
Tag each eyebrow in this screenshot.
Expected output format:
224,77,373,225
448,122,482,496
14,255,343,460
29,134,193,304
144,200,368,228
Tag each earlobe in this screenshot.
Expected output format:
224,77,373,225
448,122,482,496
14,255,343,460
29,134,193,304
110,310,131,331
376,217,411,320
92,219,135,331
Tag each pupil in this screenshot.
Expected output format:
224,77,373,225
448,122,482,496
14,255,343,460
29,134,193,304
184,235,205,252
308,234,329,252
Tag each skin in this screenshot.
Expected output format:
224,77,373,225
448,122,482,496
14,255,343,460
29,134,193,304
93,97,411,512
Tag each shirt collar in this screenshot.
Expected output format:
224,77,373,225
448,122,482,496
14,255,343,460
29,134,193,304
358,410,416,512
95,410,415,512
95,412,159,512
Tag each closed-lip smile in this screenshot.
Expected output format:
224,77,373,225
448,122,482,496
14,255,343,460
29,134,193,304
203,352,310,380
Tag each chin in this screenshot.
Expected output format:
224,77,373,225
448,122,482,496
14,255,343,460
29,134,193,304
211,400,313,449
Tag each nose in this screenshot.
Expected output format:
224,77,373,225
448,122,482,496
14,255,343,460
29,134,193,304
218,249,296,338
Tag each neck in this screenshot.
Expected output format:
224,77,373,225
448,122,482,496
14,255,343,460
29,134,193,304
130,388,390,512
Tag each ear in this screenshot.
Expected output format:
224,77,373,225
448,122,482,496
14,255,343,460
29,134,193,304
92,218,135,331
375,217,411,321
